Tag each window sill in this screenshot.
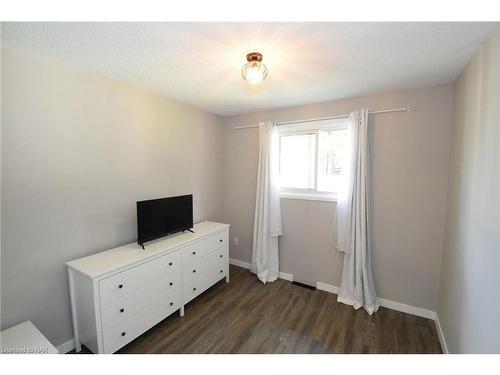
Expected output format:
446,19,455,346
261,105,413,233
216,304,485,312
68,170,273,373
280,192,338,203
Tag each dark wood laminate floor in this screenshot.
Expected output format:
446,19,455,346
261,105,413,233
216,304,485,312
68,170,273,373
76,265,442,354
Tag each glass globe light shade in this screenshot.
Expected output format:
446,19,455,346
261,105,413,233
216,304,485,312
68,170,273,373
242,53,268,84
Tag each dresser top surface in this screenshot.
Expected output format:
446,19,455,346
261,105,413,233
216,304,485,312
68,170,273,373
66,221,229,279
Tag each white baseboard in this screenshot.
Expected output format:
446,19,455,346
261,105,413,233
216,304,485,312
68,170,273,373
316,280,436,320
56,338,75,354
278,272,293,282
434,314,449,354
377,297,436,320
229,258,293,282
316,281,340,294
229,258,251,269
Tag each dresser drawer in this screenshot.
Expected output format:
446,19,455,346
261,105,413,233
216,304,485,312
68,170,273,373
181,231,228,265
183,247,227,282
102,292,181,353
99,251,180,304
100,270,181,330
182,263,227,304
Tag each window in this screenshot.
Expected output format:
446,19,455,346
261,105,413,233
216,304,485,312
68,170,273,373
278,119,349,201
279,132,316,189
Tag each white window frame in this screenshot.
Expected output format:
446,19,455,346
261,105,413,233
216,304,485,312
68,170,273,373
278,118,349,202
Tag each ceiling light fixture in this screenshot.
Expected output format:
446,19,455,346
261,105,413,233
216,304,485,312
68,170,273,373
241,52,268,84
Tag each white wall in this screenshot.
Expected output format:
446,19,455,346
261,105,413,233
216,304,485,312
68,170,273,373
437,27,500,353
0,47,224,347
221,84,453,311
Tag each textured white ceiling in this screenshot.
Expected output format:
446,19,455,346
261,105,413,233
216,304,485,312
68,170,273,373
2,22,497,115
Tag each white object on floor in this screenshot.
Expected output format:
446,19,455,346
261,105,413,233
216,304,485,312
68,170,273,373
251,121,283,284
0,321,58,354
335,109,379,315
66,221,229,354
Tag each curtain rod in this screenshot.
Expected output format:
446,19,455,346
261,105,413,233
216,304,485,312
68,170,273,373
233,106,414,130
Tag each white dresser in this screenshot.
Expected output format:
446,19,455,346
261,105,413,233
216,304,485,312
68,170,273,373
66,221,229,354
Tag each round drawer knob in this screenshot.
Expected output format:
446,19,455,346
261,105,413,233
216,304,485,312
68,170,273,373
169,282,173,286
220,255,223,258
169,262,173,266
219,239,223,242
192,251,196,255
170,302,173,306
193,287,197,291
193,269,196,273
118,284,123,289
220,270,223,273
121,332,126,337
120,308,125,313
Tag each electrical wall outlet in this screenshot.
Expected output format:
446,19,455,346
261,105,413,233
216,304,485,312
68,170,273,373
233,237,239,246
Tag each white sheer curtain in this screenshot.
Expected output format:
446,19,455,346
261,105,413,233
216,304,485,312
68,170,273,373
335,109,379,315
251,121,283,284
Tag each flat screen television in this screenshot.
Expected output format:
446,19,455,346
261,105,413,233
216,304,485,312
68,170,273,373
137,194,193,249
